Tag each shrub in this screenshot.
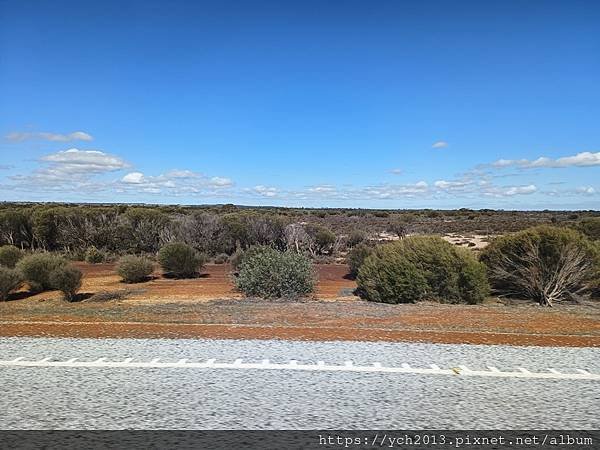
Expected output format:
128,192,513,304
235,246,316,299
306,224,336,255
347,243,374,278
16,253,67,292
574,218,600,241
49,265,82,302
0,267,23,301
229,248,244,271
85,246,105,264
346,230,366,248
357,236,489,304
116,255,154,283
213,253,229,264
0,245,24,268
158,242,206,278
481,226,600,306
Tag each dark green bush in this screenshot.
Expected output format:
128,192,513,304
235,246,316,299
347,243,374,278
116,255,155,283
357,236,489,304
481,226,600,306
213,253,229,264
0,245,24,268
0,267,23,301
158,242,206,278
85,246,106,264
16,253,67,292
49,265,82,302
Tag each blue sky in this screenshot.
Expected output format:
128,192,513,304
1,0,599,209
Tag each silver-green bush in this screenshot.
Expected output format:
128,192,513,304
0,245,24,268
49,265,83,302
16,253,67,292
158,242,206,278
116,255,154,283
235,246,315,299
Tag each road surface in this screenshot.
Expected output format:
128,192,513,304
1,337,599,429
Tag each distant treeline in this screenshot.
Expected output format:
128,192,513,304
0,203,597,257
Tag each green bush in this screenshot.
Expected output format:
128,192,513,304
49,265,83,302
347,243,374,278
357,236,489,304
0,267,23,301
0,245,24,268
116,255,155,283
481,226,600,306
158,242,206,278
235,246,316,299
16,253,67,292
213,253,229,264
85,246,106,264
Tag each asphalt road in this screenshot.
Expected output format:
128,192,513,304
1,337,599,429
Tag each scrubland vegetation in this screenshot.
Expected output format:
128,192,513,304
0,202,598,305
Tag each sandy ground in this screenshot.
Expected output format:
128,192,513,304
1,262,599,347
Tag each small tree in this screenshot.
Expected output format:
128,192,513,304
50,265,83,302
158,242,206,278
16,253,67,292
116,255,155,283
481,226,600,306
0,267,23,301
235,246,316,299
0,245,24,268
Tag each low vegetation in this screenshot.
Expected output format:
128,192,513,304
347,243,374,279
0,267,23,301
235,246,316,299
116,255,154,283
0,203,597,307
85,246,106,264
0,245,24,268
481,226,600,306
357,236,489,304
49,265,83,302
16,253,67,293
158,242,206,278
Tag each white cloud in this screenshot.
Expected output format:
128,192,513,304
251,185,279,197
389,168,403,175
118,170,234,196
434,179,472,190
6,131,94,142
209,176,234,187
42,148,129,173
122,172,145,184
485,184,537,197
577,186,596,195
307,185,336,193
492,151,600,169
432,141,448,149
